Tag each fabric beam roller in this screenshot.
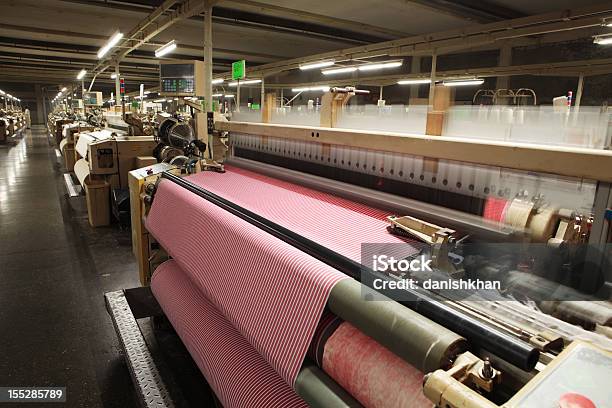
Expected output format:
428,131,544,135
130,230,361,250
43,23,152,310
146,165,511,407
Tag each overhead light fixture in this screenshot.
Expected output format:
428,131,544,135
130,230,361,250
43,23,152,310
77,69,87,80
594,36,612,45
358,61,403,72
97,32,124,59
321,66,357,75
61,87,67,92
299,60,335,70
0,90,4,94
228,79,262,86
212,78,224,84
155,40,177,58
223,94,235,98
212,93,223,97
397,79,431,85
144,91,150,95
291,86,330,92
443,78,484,86
111,73,118,79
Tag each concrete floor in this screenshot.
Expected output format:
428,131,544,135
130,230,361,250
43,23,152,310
0,126,140,407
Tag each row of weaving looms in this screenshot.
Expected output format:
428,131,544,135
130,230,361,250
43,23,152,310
111,116,612,408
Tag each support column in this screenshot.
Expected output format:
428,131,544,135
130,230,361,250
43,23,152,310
35,84,44,124
409,56,421,102
496,45,512,93
114,64,121,107
236,81,241,112
260,78,265,111
41,87,48,126
203,1,213,112
575,73,584,109
427,53,437,107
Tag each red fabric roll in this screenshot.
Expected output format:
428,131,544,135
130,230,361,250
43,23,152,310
322,322,432,408
151,260,307,408
483,196,509,222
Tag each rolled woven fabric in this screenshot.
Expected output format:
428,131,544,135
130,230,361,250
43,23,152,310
322,322,432,408
146,165,421,385
151,260,308,408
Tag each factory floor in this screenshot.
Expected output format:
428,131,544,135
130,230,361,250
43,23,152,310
0,125,140,407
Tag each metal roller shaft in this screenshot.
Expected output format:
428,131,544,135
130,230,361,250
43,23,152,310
329,279,465,373
295,364,363,408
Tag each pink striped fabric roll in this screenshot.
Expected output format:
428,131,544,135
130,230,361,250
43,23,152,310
147,166,420,386
147,178,348,385
182,165,421,262
151,260,307,408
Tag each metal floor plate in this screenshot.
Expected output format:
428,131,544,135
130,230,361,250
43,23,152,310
105,290,174,408
63,173,81,197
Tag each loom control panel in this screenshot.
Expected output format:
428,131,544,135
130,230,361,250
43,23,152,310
159,60,204,97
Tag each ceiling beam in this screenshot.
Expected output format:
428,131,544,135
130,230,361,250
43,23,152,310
218,0,411,39
399,0,525,23
220,3,612,79
0,23,285,62
104,0,205,66
58,0,403,43
54,0,379,46
265,57,612,88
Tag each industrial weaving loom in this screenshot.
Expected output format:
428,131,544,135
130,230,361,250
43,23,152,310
108,116,612,408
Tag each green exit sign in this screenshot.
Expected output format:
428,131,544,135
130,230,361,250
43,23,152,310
232,60,246,80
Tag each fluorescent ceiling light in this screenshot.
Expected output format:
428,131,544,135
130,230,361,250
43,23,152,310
111,73,118,79
606,22,612,27
299,60,335,70
594,36,612,45
443,79,484,86
155,40,177,58
223,94,235,98
228,79,262,86
322,66,357,75
397,79,431,85
212,78,224,84
291,86,330,92
61,87,67,92
358,61,403,72
144,91,150,95
97,32,123,59
77,69,87,80
0,90,4,94
212,93,223,97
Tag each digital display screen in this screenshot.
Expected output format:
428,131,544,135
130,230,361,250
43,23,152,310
160,64,194,79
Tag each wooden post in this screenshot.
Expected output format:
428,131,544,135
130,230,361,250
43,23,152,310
425,84,453,136
262,92,276,123
320,92,352,128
